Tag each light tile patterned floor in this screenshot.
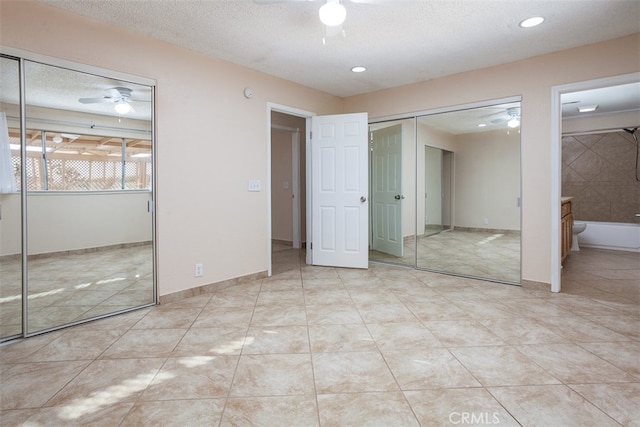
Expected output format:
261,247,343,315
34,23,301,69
0,247,638,426
370,229,521,283
0,244,153,338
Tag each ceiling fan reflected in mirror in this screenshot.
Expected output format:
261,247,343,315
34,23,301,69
489,106,521,128
78,87,149,115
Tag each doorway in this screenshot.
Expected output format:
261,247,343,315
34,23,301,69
268,106,311,275
550,72,640,292
267,106,370,274
271,122,302,250
424,145,453,237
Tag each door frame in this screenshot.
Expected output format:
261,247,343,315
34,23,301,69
550,71,640,293
266,103,315,276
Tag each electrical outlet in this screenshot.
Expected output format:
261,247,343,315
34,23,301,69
248,179,261,192
483,218,489,225
194,263,203,277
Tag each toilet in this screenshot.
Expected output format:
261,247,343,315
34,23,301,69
572,221,587,251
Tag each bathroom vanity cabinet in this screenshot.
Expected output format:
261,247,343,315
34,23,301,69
561,197,573,264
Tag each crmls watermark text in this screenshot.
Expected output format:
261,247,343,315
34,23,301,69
449,411,501,425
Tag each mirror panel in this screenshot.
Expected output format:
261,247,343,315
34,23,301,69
0,55,22,339
368,118,416,267
416,102,521,283
22,60,154,334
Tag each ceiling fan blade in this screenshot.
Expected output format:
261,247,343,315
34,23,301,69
103,88,123,98
79,97,114,104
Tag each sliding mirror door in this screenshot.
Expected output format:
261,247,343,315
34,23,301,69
416,101,522,284
22,61,154,334
368,119,416,266
0,55,22,339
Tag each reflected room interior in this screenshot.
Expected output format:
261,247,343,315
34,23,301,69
0,57,155,339
369,101,522,284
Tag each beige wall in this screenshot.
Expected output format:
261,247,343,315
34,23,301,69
1,1,342,297
453,129,521,231
0,192,152,256
345,34,640,284
2,1,638,289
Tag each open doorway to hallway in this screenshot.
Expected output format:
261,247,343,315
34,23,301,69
270,111,307,263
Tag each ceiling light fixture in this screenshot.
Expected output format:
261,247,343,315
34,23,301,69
519,16,544,28
478,123,487,128
319,0,346,27
507,117,521,128
114,101,132,115
578,105,598,113
351,66,366,73
52,134,63,143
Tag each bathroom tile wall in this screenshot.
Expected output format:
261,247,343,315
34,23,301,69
562,131,640,222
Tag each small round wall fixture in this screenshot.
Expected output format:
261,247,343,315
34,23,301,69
244,87,254,99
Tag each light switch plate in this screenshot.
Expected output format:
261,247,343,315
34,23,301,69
248,179,261,192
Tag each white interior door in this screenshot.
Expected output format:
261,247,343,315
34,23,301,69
371,124,403,257
311,112,368,268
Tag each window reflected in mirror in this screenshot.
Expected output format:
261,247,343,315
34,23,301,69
1,57,155,338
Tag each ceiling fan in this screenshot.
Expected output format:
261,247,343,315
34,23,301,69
255,0,385,43
488,106,521,128
79,87,147,114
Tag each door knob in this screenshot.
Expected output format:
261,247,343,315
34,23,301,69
360,196,367,203
394,195,405,200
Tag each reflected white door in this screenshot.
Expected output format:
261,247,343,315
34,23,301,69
371,124,403,257
311,112,368,268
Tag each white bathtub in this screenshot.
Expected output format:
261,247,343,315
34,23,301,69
578,221,640,252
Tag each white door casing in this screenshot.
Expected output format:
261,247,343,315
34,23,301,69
311,112,368,268
371,124,403,257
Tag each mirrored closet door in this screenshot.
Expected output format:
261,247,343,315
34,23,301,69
0,54,156,339
368,118,416,267
369,100,522,285
0,55,23,340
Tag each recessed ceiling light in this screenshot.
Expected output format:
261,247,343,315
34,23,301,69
478,123,487,127
519,16,544,28
351,66,366,73
578,105,598,113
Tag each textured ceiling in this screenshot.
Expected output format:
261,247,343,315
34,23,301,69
3,1,638,134
39,0,640,98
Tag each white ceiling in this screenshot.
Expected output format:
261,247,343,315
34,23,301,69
561,82,640,118
2,1,638,134
39,0,639,98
